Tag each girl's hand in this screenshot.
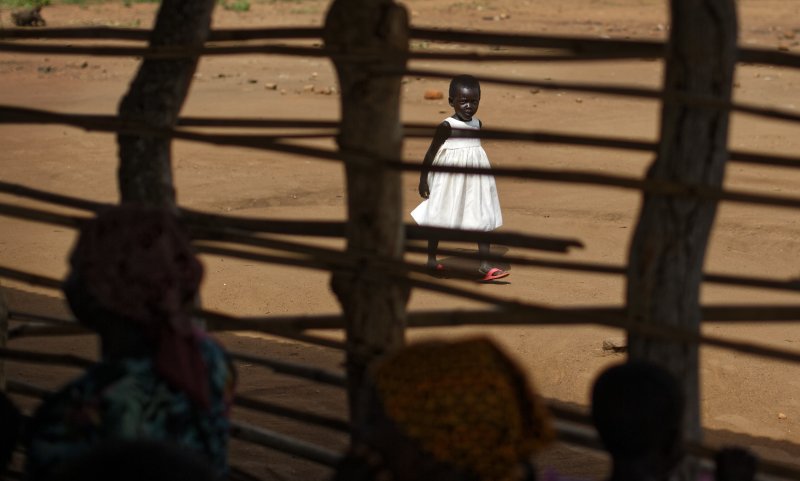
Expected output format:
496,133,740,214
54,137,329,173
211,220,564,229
418,179,430,199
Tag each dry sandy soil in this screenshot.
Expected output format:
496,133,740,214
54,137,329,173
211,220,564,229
2,0,800,479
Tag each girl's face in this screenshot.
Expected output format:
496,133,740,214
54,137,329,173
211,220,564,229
450,85,480,121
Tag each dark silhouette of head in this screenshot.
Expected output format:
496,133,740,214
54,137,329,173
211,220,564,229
591,361,685,479
64,205,211,408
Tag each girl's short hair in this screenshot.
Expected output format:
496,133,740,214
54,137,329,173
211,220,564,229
449,75,481,99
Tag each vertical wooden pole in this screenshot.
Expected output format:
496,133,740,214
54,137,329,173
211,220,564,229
117,0,216,209
323,0,410,433
0,282,8,391
626,0,737,442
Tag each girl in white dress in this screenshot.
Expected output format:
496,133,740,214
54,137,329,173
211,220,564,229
411,75,508,281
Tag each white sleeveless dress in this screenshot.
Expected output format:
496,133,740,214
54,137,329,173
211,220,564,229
411,116,503,231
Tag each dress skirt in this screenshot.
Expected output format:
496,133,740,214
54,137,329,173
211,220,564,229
410,145,503,232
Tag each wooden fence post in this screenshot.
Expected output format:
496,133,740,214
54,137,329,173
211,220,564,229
323,0,410,433
0,282,8,391
626,0,737,442
117,0,216,209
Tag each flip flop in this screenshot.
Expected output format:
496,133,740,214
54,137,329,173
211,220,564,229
480,267,509,281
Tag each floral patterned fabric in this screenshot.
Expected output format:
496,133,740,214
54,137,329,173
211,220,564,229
26,336,235,481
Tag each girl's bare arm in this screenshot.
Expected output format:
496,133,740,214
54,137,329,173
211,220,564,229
418,121,451,199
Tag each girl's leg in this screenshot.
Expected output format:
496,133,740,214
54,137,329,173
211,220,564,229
427,238,440,269
478,242,491,273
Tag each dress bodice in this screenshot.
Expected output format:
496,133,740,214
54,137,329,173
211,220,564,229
441,116,481,149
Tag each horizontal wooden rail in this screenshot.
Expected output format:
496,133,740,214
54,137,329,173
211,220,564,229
2,24,798,69
213,140,800,212
384,67,800,126
0,41,338,59
7,312,83,342
0,26,323,42
0,26,323,41
6,105,800,189
191,227,585,284
6,42,636,64
6,379,52,399
0,41,663,63
0,177,107,212
161,245,800,365
0,346,92,368
0,265,65,290
9,311,75,326
1,195,799,297
5,106,800,167
7,306,343,348
192,221,580,255
184,210,344,237
410,27,662,55
1,197,799,295
9,302,800,343
0,105,343,130
228,351,346,387
0,105,657,150
201,309,345,350
223,133,800,208
221,420,345,467
8,141,793,217
2,103,797,147
0,188,584,254
410,27,800,68
8,323,85,339
1,314,344,390
235,395,349,432
406,244,800,294
0,203,87,230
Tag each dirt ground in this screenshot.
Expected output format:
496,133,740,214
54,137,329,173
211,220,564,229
2,0,800,479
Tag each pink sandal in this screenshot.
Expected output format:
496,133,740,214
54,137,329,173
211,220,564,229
480,267,509,281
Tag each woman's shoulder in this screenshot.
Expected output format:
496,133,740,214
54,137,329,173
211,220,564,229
35,361,138,406
198,334,232,364
197,334,237,399
27,360,152,443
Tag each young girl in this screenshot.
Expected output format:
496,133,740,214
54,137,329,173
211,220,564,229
411,74,509,281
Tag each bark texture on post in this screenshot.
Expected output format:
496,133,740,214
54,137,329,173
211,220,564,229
626,0,737,440
117,0,216,208
323,0,410,429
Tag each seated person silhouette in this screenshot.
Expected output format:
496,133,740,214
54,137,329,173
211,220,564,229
25,205,236,480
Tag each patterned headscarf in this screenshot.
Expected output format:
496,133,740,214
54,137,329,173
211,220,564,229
69,205,210,408
368,338,553,481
